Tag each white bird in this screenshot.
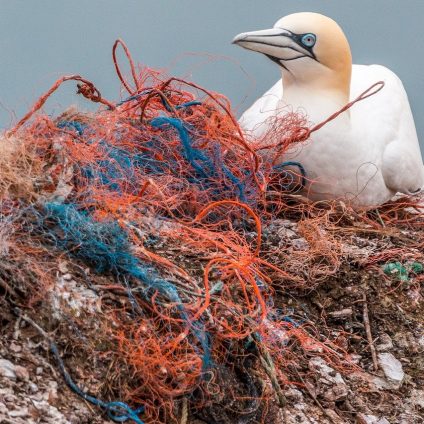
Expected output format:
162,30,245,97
233,12,424,207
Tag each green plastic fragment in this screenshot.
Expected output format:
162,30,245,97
383,261,424,281
383,262,409,282
411,262,424,274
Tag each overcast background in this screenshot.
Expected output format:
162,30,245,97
0,0,423,151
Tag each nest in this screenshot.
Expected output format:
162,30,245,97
1,39,423,424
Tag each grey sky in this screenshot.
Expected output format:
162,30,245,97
0,0,423,152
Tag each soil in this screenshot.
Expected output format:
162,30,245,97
1,205,423,424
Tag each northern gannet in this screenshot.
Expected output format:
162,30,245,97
233,12,424,207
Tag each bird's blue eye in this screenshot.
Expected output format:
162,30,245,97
301,33,316,48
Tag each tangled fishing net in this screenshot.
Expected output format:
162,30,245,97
1,40,423,423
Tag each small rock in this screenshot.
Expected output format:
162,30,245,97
276,226,298,240
62,273,73,281
309,357,345,385
349,354,362,364
397,413,421,424
370,375,393,390
376,333,394,352
345,286,361,295
407,389,424,409
286,403,321,424
357,413,390,424
31,399,68,422
328,308,353,318
58,261,69,274
3,394,17,404
46,380,59,403
323,383,348,402
36,366,43,375
9,342,22,353
393,331,420,352
292,238,309,251
0,358,16,380
8,407,29,418
378,352,405,388
348,371,392,391
0,402,8,414
29,382,39,393
323,409,344,424
284,387,304,401
15,365,29,381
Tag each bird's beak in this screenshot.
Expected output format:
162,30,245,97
232,28,314,63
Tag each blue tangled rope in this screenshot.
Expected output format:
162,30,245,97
42,203,212,364
151,116,246,200
57,120,86,136
50,342,144,423
38,202,213,418
272,161,307,190
57,100,247,202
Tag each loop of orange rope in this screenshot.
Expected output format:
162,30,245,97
194,200,262,258
309,81,385,134
8,75,116,136
112,39,141,95
257,81,385,152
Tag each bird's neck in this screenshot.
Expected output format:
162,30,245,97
281,70,351,122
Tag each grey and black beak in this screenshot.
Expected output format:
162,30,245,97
232,27,316,68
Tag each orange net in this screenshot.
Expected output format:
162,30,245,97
2,39,423,423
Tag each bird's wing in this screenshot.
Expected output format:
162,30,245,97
351,64,424,194
239,79,283,138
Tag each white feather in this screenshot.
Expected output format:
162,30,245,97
240,64,424,206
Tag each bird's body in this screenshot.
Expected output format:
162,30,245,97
234,13,424,207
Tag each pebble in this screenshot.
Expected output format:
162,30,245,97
8,407,29,418
308,357,345,385
29,382,39,393
58,261,69,274
0,358,16,380
328,308,353,318
9,342,22,353
284,387,304,401
291,238,309,251
323,383,348,402
376,333,394,352
407,389,424,408
378,352,405,388
323,409,344,424
357,413,390,424
349,354,362,364
15,365,29,382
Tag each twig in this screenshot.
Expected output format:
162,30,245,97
180,397,188,424
0,278,19,298
362,294,379,371
17,309,51,340
13,316,22,340
375,209,386,228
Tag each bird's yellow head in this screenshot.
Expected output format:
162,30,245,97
233,12,352,98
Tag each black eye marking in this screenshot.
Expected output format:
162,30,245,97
301,33,316,48
288,32,318,61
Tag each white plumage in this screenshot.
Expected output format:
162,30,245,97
234,13,424,207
